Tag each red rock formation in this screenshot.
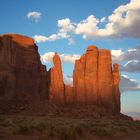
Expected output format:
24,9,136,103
48,53,65,103
73,46,98,103
112,64,120,112
73,46,121,112
98,49,114,110
0,34,121,113
64,85,73,103
0,34,48,100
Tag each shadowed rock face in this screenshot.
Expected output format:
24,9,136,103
0,34,49,100
73,46,120,112
113,64,121,112
48,53,65,103
64,85,73,103
0,34,121,113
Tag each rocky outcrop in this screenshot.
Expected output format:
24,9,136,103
73,46,120,112
48,53,65,103
0,34,48,100
98,49,114,110
64,85,73,103
112,64,121,112
73,46,98,103
0,33,121,114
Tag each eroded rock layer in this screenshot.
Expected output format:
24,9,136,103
73,46,120,112
0,34,121,113
0,34,48,100
48,53,65,103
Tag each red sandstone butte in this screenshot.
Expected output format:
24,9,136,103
98,49,114,110
73,46,120,112
0,34,48,100
73,46,98,103
0,33,121,113
48,53,65,103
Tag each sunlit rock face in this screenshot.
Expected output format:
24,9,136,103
48,53,65,103
73,46,98,103
0,34,49,100
0,34,121,113
73,46,120,112
98,49,114,110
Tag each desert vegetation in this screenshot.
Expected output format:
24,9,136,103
0,114,140,140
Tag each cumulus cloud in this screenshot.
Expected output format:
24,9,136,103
75,0,140,39
34,35,47,43
60,54,80,63
75,15,100,39
34,18,76,44
41,52,55,63
27,11,42,22
120,75,140,92
41,52,80,64
111,49,124,63
58,18,75,33
35,0,140,44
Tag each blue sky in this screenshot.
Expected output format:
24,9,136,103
0,0,140,118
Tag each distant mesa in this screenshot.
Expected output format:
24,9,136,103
0,34,121,115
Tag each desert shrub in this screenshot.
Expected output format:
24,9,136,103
90,125,114,137
54,125,70,140
33,121,47,133
0,115,12,127
12,119,33,134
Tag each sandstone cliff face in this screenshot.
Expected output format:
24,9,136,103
73,46,120,112
48,53,65,103
0,33,121,113
112,64,121,112
98,49,114,109
0,34,48,100
73,46,98,103
64,85,73,103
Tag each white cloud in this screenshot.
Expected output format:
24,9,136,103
60,54,80,63
58,18,75,33
111,49,124,63
27,11,42,22
34,35,47,43
41,52,55,63
75,0,140,39
75,15,100,39
34,0,140,43
41,52,80,64
34,18,75,43
111,49,124,57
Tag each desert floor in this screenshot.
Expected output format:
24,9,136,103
0,115,140,140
